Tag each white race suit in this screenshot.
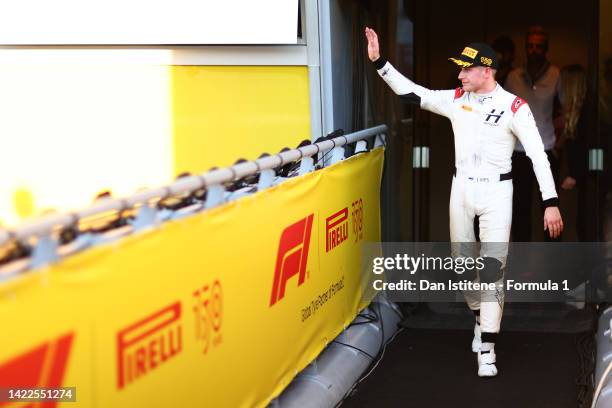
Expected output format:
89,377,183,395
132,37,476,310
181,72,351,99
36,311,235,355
375,59,559,332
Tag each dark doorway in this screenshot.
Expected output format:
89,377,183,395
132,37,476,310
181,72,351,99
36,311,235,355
409,0,604,242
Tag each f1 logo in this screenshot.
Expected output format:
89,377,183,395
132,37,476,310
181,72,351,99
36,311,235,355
269,214,314,306
0,332,74,408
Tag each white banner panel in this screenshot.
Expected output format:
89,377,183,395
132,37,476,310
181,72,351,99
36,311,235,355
0,0,298,45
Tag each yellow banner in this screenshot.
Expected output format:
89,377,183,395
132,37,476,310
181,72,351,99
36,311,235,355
0,148,384,408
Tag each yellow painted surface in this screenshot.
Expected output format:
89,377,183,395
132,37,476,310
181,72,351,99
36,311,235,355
0,58,311,227
171,66,311,174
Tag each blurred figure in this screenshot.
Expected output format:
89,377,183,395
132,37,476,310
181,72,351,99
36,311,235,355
558,65,588,241
506,26,563,241
491,36,515,86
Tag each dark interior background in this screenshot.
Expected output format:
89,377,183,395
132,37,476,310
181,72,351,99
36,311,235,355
344,0,608,242
417,0,594,241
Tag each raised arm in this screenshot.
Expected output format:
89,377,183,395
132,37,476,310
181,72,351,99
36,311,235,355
511,99,564,238
365,27,455,119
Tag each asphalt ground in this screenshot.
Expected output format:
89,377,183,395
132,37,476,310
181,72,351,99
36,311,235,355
341,328,583,408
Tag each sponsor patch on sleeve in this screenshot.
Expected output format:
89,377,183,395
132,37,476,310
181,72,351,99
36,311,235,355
511,96,526,114
454,87,465,100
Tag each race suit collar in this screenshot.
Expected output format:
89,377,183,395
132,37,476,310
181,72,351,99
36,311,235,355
469,82,500,104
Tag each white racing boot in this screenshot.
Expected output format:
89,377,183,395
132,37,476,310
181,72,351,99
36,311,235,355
472,322,481,353
477,348,498,377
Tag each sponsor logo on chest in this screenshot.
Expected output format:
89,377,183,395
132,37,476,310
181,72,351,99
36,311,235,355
483,108,505,126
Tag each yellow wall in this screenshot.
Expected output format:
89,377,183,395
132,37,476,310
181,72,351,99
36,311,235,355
171,66,310,174
0,58,310,227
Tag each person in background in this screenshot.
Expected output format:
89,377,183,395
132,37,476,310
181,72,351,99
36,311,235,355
558,65,588,241
505,26,563,241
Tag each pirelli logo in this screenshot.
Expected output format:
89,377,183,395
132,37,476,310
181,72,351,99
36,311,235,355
461,47,478,59
117,302,182,389
326,208,348,252
269,214,314,306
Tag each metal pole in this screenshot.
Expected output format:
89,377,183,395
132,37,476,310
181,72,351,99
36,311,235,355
0,125,387,246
